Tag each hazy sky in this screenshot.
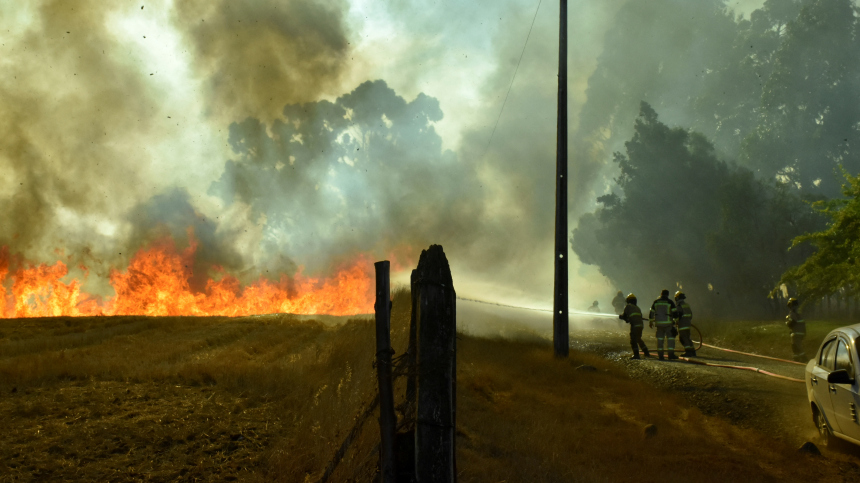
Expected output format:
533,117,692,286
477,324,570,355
0,0,766,310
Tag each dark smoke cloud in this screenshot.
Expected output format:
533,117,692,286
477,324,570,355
172,0,351,123
1,0,353,292
0,1,163,266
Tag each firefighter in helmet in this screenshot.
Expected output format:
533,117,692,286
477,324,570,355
674,291,696,357
786,298,807,362
612,290,626,315
619,293,650,359
649,289,678,360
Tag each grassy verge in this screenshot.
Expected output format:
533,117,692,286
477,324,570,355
694,318,849,360
456,334,847,483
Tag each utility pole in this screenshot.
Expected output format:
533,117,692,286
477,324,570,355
553,0,569,358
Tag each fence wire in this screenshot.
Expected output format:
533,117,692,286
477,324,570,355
317,339,416,483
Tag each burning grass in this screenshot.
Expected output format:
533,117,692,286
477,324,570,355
1,293,853,482
0,236,375,318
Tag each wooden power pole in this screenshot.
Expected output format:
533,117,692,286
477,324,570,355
553,0,569,358
374,261,396,481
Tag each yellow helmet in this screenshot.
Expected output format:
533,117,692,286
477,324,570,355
787,297,798,307
674,291,685,300
626,293,637,302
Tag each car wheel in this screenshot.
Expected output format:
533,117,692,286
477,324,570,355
816,408,831,447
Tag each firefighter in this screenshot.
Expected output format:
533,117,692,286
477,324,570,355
649,289,678,360
674,291,696,357
619,293,650,359
612,290,626,315
786,298,807,362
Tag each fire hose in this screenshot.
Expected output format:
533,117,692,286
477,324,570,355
674,356,804,383
648,324,804,382
698,342,805,366
457,297,805,381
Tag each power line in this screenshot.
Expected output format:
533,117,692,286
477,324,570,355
483,0,542,158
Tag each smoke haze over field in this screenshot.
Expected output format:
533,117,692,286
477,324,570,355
21,0,860,317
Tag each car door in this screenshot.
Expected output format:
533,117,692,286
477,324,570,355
830,337,860,440
812,337,839,431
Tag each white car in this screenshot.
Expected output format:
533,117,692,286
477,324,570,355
807,324,860,447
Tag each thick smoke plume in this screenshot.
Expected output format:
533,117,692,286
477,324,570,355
0,0,355,298
209,80,481,274
16,0,845,319
172,0,351,124
0,1,162,272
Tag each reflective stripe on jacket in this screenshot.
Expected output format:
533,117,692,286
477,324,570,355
650,297,676,325
620,303,643,327
676,301,692,328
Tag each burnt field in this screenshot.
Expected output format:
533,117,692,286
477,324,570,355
2,293,859,482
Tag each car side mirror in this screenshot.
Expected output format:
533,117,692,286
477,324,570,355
827,369,855,385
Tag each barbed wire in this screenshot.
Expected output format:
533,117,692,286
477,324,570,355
318,337,417,483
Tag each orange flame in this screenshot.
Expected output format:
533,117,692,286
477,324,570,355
0,234,379,318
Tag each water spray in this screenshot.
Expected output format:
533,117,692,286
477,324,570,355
457,297,618,318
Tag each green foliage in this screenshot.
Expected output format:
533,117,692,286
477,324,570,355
740,0,860,196
778,170,860,304
577,0,860,199
573,104,821,317
574,0,803,176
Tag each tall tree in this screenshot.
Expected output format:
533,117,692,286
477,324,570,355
741,0,860,196
572,0,804,209
573,103,820,317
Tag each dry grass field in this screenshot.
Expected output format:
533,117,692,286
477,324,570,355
1,290,856,482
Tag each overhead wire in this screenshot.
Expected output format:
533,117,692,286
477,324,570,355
483,0,543,159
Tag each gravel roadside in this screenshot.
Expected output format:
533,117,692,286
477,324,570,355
570,327,816,445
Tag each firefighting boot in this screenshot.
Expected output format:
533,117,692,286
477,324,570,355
658,350,664,361
630,346,640,360
686,349,697,357
643,348,651,358
668,350,679,360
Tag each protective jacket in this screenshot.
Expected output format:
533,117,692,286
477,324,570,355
649,296,676,326
612,293,626,315
619,303,644,327
786,308,806,336
675,300,693,327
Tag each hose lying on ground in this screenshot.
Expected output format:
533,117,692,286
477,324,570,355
699,343,805,366
675,356,804,383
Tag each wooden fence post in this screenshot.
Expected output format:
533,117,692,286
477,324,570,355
414,245,456,482
375,261,396,482
406,269,418,411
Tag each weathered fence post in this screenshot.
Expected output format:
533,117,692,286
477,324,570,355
406,269,419,411
374,261,396,482
414,245,456,482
